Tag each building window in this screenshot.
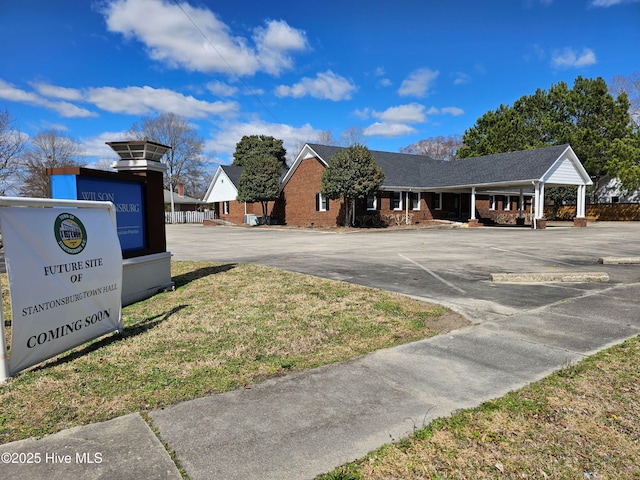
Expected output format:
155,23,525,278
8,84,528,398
503,195,511,210
489,195,496,211
409,192,420,210
223,201,230,215
611,196,619,204
366,194,379,211
316,193,329,211
433,192,442,210
391,191,403,210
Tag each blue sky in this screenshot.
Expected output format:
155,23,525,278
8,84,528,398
1,0,638,167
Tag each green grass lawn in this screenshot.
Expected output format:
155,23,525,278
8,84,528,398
0,261,466,444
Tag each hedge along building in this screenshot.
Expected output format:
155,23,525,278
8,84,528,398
204,143,592,229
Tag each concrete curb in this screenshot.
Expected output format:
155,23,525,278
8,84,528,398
490,272,609,283
598,257,640,265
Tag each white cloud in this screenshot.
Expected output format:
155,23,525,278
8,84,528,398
353,108,370,120
0,78,239,121
362,102,463,138
0,79,97,118
275,71,356,101
30,82,83,101
439,106,465,116
81,130,130,161
551,47,597,69
590,0,640,6
86,86,239,118
207,119,320,161
453,72,471,85
363,122,416,137
398,68,439,97
253,20,308,76
373,103,426,123
207,81,238,97
102,0,307,76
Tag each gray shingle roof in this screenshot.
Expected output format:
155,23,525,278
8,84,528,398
220,165,244,188
306,143,573,190
431,144,572,188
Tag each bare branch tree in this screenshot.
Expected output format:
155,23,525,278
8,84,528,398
0,109,26,195
127,112,212,198
339,126,365,147
18,129,85,198
316,129,339,146
400,134,463,161
610,71,640,129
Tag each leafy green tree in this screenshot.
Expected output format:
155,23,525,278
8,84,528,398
320,144,384,226
233,135,287,168
607,132,640,192
566,77,631,194
236,155,283,223
458,76,634,196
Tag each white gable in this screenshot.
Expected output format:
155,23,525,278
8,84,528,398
542,146,592,186
544,157,584,184
203,167,238,203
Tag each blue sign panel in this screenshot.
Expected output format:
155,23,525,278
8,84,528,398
75,177,147,252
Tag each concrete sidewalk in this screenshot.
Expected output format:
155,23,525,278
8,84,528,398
2,281,639,480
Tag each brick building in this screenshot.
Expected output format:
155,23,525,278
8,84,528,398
204,143,592,228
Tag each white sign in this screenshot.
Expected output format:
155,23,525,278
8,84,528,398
0,206,122,375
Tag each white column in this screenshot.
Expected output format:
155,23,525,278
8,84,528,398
577,184,586,217
519,188,524,218
539,182,545,218
534,182,541,219
470,187,476,220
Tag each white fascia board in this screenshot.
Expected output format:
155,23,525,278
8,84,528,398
541,145,593,186
280,144,328,190
203,166,238,203
202,167,222,203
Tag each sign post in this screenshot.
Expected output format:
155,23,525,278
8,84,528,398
0,197,122,381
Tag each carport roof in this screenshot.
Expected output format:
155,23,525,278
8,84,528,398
296,143,592,191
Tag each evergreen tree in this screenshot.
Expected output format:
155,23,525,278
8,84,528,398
236,155,283,223
233,135,287,168
459,76,636,195
320,144,384,226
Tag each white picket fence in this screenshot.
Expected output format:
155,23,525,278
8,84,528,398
165,210,216,224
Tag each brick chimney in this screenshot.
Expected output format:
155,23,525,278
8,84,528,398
177,183,184,197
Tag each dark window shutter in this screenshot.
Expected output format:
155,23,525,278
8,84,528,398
316,193,320,211
326,196,329,211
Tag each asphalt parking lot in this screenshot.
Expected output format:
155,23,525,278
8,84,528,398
166,221,640,322
2,221,638,480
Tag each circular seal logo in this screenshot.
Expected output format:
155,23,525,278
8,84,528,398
54,213,87,255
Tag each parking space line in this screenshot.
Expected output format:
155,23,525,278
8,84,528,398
490,247,574,266
398,254,467,294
